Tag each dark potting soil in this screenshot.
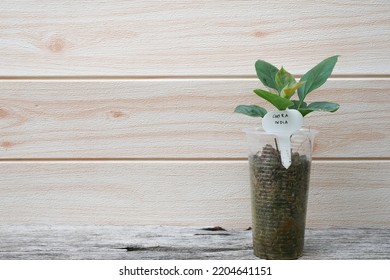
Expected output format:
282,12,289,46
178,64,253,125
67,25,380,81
249,144,311,259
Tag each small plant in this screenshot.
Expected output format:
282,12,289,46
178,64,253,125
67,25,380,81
238,56,340,259
235,55,339,117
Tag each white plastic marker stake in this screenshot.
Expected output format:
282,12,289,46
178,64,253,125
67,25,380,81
262,109,304,169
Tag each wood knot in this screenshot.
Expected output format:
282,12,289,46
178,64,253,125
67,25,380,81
111,111,125,118
48,38,65,52
254,31,268,38
0,108,9,118
1,141,16,148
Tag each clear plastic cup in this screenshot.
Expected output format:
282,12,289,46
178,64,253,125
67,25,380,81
244,128,317,259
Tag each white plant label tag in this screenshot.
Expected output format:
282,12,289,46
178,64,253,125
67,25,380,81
262,109,303,169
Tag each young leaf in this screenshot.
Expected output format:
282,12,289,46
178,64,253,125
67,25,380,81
275,67,296,93
282,81,305,99
234,105,267,117
307,102,340,112
253,89,294,110
298,55,339,102
255,60,279,90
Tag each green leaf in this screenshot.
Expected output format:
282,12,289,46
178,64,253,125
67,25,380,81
255,60,279,90
234,105,267,117
298,108,314,117
289,100,307,110
298,102,340,117
288,100,311,116
275,67,296,93
307,102,340,112
298,55,339,101
253,89,294,110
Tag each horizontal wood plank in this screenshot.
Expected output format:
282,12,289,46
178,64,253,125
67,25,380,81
1,0,389,76
1,225,389,259
0,78,388,158
0,160,389,228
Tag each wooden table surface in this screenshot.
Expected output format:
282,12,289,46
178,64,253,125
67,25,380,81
0,225,389,260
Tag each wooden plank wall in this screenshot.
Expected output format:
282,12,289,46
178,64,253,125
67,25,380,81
1,0,389,228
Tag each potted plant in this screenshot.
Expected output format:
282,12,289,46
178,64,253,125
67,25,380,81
235,56,339,259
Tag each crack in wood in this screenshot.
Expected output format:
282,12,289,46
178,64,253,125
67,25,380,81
118,246,251,253
200,226,227,231
194,233,231,236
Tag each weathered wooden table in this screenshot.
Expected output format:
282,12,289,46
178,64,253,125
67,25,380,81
0,225,389,259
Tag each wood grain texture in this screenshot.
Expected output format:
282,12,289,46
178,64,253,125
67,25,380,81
0,78,388,159
1,0,389,76
1,0,388,232
0,160,388,228
0,225,389,259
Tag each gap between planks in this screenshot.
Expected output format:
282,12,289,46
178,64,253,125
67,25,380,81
1,75,390,80
0,158,389,162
